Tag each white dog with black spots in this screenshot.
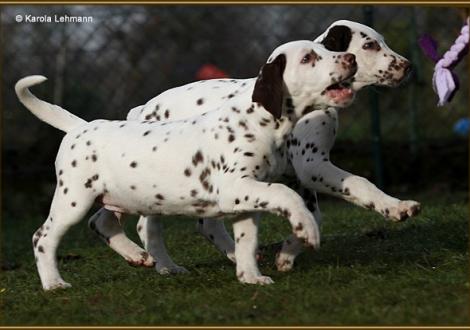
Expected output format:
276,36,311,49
16,40,358,290
85,20,420,276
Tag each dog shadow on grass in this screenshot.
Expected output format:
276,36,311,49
173,214,467,275
289,217,468,272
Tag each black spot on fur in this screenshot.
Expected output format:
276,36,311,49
140,251,149,261
192,151,204,166
295,223,303,231
321,25,352,52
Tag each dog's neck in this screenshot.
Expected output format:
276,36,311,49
254,97,312,148
250,94,326,149
275,95,329,148
282,96,316,122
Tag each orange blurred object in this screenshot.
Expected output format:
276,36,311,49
196,64,229,80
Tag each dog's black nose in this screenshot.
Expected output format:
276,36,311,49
343,53,356,65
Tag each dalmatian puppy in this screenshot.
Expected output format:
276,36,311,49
16,41,359,290
276,20,420,270
87,20,420,275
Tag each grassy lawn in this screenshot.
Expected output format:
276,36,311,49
1,191,468,326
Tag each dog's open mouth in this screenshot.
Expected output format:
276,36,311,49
324,80,354,102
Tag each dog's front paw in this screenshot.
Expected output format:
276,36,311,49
293,220,320,249
126,251,155,268
387,200,421,222
156,264,189,275
400,200,421,218
237,271,274,285
275,252,295,272
43,279,72,291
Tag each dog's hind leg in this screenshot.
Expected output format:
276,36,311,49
136,215,188,275
88,209,154,267
33,187,94,290
196,219,236,263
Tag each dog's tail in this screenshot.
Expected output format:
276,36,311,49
15,75,87,133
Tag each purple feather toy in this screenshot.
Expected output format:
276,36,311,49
419,18,469,106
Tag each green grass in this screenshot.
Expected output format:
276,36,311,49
1,192,468,325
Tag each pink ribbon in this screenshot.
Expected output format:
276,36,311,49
419,18,469,106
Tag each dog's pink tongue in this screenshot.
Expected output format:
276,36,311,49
327,87,353,99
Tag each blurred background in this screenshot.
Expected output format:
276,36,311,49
1,5,468,217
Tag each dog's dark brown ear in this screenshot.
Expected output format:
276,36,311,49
320,25,352,52
252,54,286,119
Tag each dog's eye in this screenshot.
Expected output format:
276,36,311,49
301,53,312,64
362,41,381,51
